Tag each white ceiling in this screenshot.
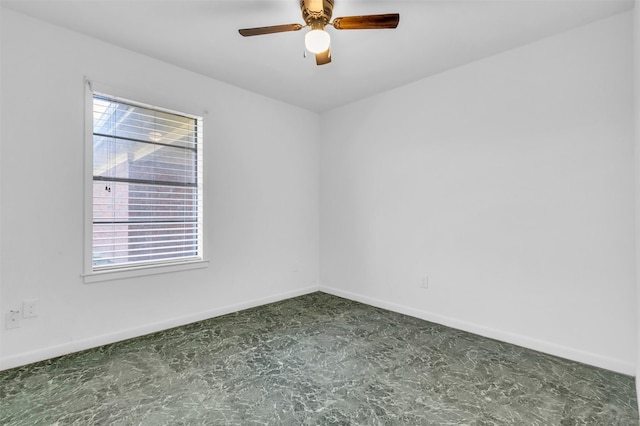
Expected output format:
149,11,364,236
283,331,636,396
1,0,634,112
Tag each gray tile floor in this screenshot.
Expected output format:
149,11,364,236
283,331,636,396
0,292,637,425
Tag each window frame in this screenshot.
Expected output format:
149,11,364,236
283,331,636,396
83,79,208,283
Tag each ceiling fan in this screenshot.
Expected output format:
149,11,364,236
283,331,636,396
238,0,400,66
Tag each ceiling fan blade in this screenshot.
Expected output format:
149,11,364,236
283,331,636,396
315,48,331,66
332,13,399,30
238,23,303,37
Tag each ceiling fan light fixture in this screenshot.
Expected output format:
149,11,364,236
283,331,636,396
305,29,330,53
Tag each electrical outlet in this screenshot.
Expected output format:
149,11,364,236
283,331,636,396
420,275,429,289
6,310,21,329
23,299,38,318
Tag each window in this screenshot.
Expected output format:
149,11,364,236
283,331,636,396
87,89,204,280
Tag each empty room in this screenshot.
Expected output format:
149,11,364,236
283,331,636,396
1,0,639,424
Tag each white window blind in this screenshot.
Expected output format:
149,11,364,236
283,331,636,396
92,93,203,271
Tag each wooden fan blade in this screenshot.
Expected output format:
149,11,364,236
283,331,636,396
315,48,331,65
332,14,399,30
239,24,303,37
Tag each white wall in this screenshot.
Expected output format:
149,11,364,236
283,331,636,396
634,0,640,395
0,5,4,363
320,12,636,374
0,9,319,369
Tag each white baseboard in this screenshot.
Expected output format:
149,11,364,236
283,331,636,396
319,285,636,376
0,285,320,371
3,284,633,377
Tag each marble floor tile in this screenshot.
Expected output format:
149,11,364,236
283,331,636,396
0,292,637,425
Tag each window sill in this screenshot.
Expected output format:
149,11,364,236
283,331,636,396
83,259,209,284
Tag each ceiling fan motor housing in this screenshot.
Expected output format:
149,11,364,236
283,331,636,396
301,0,334,28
